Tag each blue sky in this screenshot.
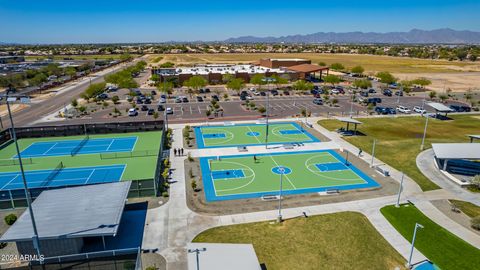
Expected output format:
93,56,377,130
1,0,479,44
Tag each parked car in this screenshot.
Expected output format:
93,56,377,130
395,90,403,96
383,89,393,96
96,93,108,100
450,105,471,112
212,95,219,101
240,95,247,101
260,91,266,96
126,96,133,102
182,97,189,103
313,98,323,105
240,90,248,96
160,94,167,99
330,89,340,94
159,97,166,103
144,98,152,104
147,108,155,115
396,105,411,114
136,99,144,104
413,106,426,114
157,105,165,111
151,90,157,96
199,88,205,94
252,89,260,96
205,88,211,93
196,96,204,102
360,91,369,97
385,107,396,114
375,106,388,115
166,107,173,114
461,106,472,112
283,90,290,95
175,97,182,103
141,105,149,111
370,98,382,104
128,108,138,116
368,88,377,93
270,89,279,96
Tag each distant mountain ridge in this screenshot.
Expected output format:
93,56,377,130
224,29,480,44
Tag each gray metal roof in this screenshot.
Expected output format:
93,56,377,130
0,182,131,242
432,143,480,160
336,117,363,125
426,102,454,112
187,243,261,270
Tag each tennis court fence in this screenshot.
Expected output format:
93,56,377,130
100,150,159,159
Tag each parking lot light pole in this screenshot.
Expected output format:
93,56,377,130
396,172,404,208
420,114,429,151
277,167,285,223
4,89,42,261
188,248,206,270
408,223,424,268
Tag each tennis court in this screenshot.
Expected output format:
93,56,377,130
16,136,137,158
0,164,125,191
200,150,379,201
194,122,319,148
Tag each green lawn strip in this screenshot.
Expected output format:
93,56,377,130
381,204,480,270
449,200,480,218
318,114,480,191
0,131,161,181
193,212,406,270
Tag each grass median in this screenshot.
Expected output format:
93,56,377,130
318,114,480,191
193,211,406,270
381,204,480,270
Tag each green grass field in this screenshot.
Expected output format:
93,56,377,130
201,150,377,201
381,204,480,270
193,211,407,270
195,122,318,148
0,131,161,181
449,200,480,218
319,114,480,191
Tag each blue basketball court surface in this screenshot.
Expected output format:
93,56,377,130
16,137,138,158
0,164,125,191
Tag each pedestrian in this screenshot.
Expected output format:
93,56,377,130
174,148,177,156
358,148,363,157
253,155,257,163
181,148,184,156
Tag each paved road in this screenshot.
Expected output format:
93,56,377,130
2,56,149,128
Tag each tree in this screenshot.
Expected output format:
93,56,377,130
352,79,372,89
257,106,266,115
323,74,341,86
83,82,106,99
226,78,245,95
300,108,307,117
157,81,174,97
464,90,473,103
150,74,160,82
159,62,175,68
438,94,448,103
272,74,288,89
153,111,159,119
469,54,478,62
65,67,77,77
183,76,207,96
318,62,327,66
71,99,78,108
330,63,345,71
411,78,432,88
351,66,364,75
429,91,437,100
191,180,197,191
400,80,413,94
292,80,314,91
111,95,120,104
376,72,397,84
250,74,266,89
472,175,480,189
222,74,234,83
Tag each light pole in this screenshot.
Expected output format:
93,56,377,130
420,114,429,151
395,172,404,208
188,248,207,270
262,77,276,149
4,88,42,261
408,223,424,268
277,167,285,223
370,139,376,167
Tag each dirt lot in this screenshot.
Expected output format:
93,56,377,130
184,149,399,215
394,72,480,92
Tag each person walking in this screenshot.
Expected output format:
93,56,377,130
181,148,184,156
253,155,257,163
358,148,363,157
174,148,177,156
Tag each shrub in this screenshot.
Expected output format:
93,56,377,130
471,216,480,231
162,191,169,197
146,267,157,270
189,168,194,178
187,152,194,162
0,242,7,249
4,214,17,225
191,180,197,191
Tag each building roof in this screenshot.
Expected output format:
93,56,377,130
157,64,293,76
187,243,261,270
269,58,308,61
468,135,480,140
0,182,131,242
336,117,363,125
287,64,329,73
432,143,480,160
427,102,454,112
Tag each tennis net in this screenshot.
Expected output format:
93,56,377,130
70,135,90,156
43,161,65,186
0,158,33,166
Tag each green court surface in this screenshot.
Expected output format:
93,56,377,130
0,131,162,182
200,150,379,201
194,122,319,148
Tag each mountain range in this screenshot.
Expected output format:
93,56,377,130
224,29,480,44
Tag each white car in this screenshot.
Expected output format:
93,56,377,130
396,105,411,114
128,108,138,117
246,96,254,100
159,97,166,103
165,107,173,114
330,89,340,94
413,106,426,114
252,89,260,96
